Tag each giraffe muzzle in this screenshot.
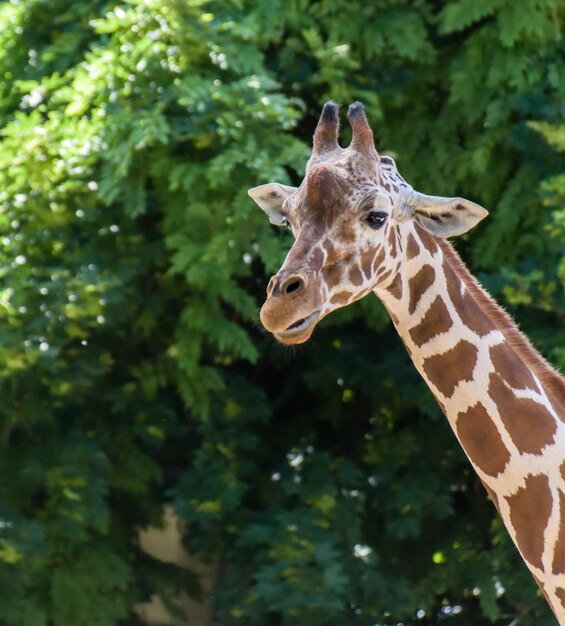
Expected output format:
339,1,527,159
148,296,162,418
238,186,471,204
260,275,322,344
275,310,321,344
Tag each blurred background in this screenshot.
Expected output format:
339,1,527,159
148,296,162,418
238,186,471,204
0,1,564,625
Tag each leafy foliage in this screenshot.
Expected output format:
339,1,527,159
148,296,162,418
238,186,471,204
0,1,563,625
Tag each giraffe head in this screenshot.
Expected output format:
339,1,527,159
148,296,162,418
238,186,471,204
249,101,488,345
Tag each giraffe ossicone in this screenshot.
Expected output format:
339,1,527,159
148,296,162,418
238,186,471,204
249,101,565,624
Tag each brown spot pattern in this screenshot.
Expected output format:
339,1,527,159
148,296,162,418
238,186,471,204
349,267,363,286
372,248,385,273
406,233,420,260
561,461,565,482
387,227,397,257
506,474,552,570
409,296,453,346
444,261,493,337
418,229,438,255
322,264,343,289
455,403,510,477
362,247,383,279
377,269,392,284
556,588,565,610
323,237,336,258
552,490,565,574
330,290,353,305
408,264,436,315
340,224,356,244
422,340,478,398
490,342,538,391
306,167,343,221
387,274,403,300
488,373,556,454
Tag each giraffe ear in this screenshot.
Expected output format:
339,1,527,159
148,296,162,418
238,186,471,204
403,192,489,238
248,183,298,225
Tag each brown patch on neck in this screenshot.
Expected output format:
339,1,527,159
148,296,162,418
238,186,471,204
415,224,438,255
444,261,493,337
490,342,538,391
488,372,556,454
406,233,420,260
387,274,403,300
455,402,511,477
422,340,478,398
408,265,436,315
505,474,552,570
555,588,565,610
349,266,364,286
330,290,353,305
436,237,565,414
408,296,452,346
552,491,565,574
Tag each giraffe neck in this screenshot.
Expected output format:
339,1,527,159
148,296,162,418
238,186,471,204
375,223,565,623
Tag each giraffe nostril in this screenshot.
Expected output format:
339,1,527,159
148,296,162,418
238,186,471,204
284,279,302,294
280,275,305,296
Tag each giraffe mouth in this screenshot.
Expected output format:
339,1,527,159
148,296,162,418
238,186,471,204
275,311,321,344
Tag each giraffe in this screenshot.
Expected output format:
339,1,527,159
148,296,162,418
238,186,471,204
248,101,565,623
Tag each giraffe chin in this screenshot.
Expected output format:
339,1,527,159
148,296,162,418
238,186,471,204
273,311,320,345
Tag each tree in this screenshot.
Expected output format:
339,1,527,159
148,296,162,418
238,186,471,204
0,0,563,625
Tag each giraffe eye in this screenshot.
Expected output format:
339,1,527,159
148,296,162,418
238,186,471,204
280,217,290,227
365,211,388,229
